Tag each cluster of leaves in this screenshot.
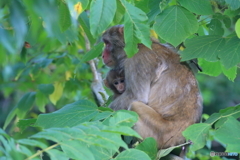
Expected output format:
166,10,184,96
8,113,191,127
183,104,240,158
0,0,240,159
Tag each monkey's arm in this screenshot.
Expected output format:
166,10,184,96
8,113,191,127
130,101,166,128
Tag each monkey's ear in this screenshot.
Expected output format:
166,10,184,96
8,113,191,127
118,25,124,35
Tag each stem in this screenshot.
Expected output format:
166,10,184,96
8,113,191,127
25,143,59,160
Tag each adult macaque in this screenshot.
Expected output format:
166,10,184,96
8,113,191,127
102,25,202,149
104,69,125,99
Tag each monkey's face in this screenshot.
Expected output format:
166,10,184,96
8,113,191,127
113,78,125,94
102,25,125,68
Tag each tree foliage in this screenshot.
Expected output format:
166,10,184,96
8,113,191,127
0,0,240,159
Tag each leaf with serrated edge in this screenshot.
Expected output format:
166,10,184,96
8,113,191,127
120,0,151,57
35,100,98,128
154,6,198,47
181,36,225,61
182,123,211,151
90,0,116,36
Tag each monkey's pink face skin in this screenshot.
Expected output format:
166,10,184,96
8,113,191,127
102,41,115,67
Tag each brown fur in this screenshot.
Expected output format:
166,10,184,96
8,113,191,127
102,25,202,149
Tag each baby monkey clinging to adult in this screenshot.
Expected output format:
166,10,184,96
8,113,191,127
104,69,125,99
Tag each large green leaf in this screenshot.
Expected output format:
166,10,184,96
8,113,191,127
214,116,240,152
59,1,71,32
103,110,138,127
61,140,95,160
90,0,117,36
120,0,151,57
154,6,198,46
35,100,99,128
135,137,158,160
182,123,211,151
181,35,225,61
178,0,213,15
218,36,240,69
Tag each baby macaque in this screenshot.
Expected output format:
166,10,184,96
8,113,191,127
104,69,125,99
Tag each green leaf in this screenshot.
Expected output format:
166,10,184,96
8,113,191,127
120,0,152,57
218,36,240,69
38,84,54,95
157,141,191,158
235,18,240,38
182,123,211,151
154,6,198,47
61,140,95,160
9,0,27,49
124,13,139,57
115,149,151,160
82,42,104,61
147,0,161,23
3,105,17,130
135,137,158,160
207,19,224,36
46,149,69,160
214,116,240,152
103,126,141,138
178,0,213,15
18,139,48,149
104,110,138,127
221,65,237,81
88,146,114,160
35,100,98,128
198,59,222,77
36,91,48,112
225,0,240,10
79,12,95,46
17,119,37,132
90,0,117,36
59,2,72,32
181,36,225,61
16,92,36,119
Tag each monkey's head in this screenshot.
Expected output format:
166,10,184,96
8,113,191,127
102,25,126,68
104,69,125,94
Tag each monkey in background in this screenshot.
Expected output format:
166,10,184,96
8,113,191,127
104,69,125,99
101,25,203,149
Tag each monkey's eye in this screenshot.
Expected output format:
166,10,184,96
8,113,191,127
103,39,110,45
114,82,119,85
120,79,124,83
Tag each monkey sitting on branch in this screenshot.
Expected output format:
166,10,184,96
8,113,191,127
101,25,203,150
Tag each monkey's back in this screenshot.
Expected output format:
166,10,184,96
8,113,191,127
146,43,203,148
